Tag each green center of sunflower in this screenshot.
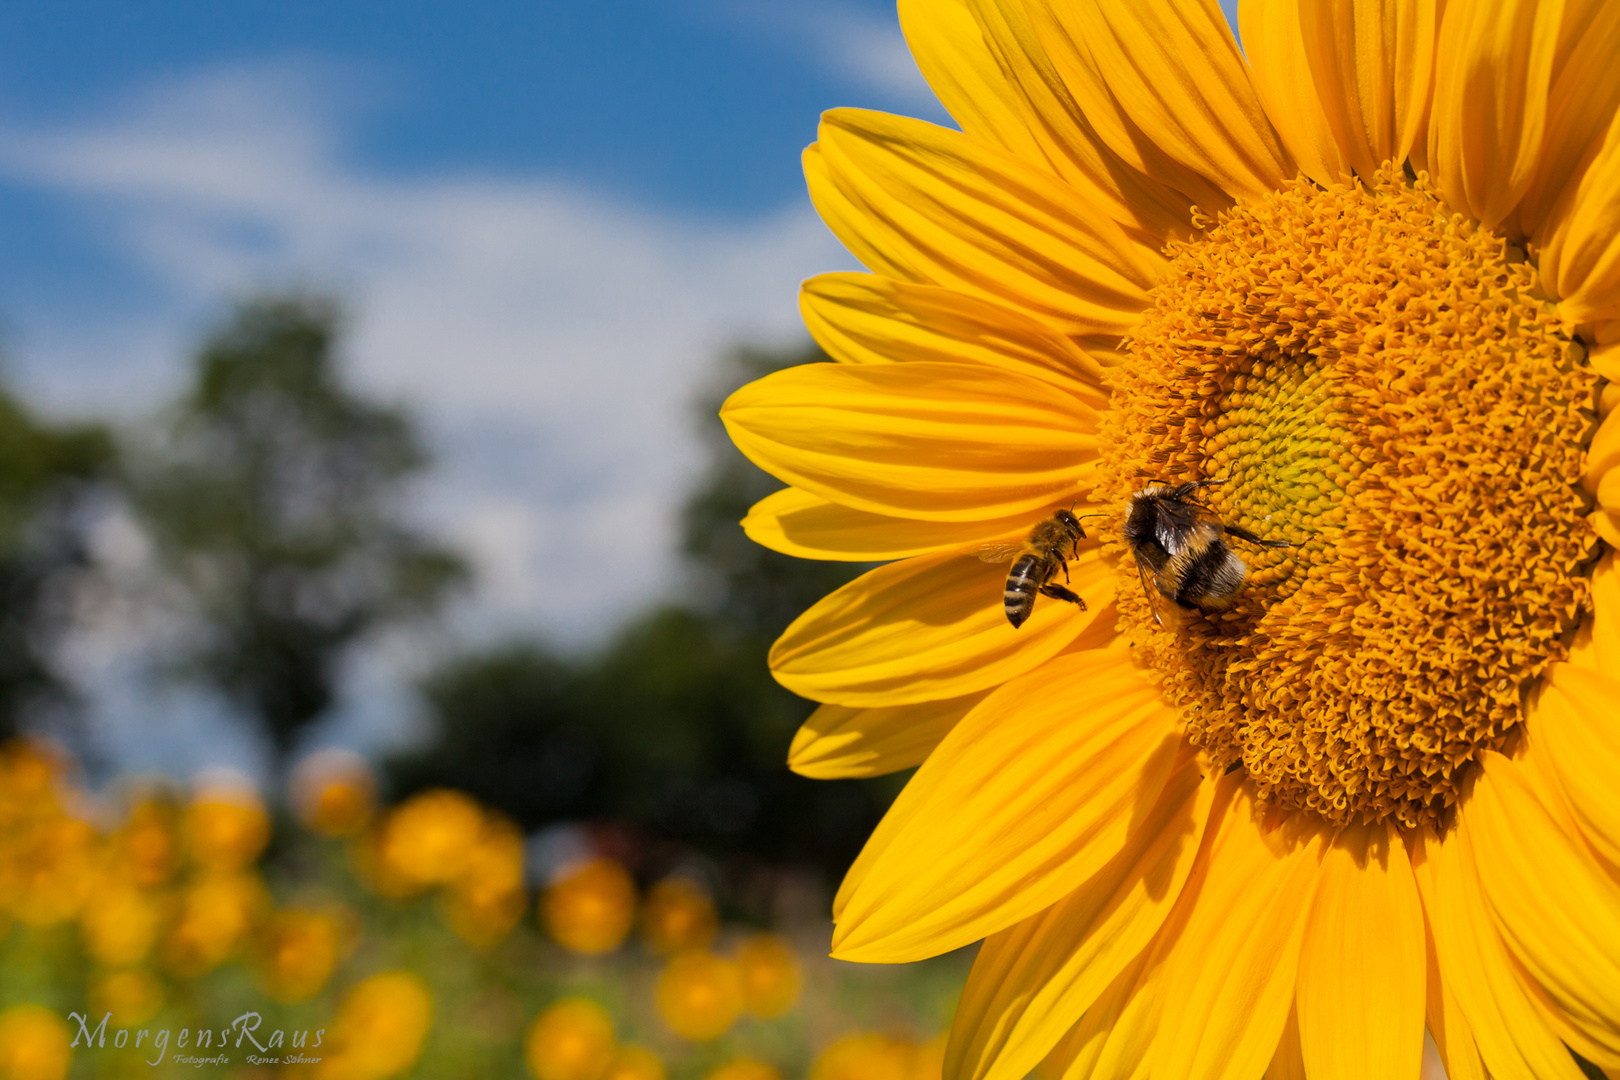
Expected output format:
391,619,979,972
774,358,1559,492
1095,164,1601,829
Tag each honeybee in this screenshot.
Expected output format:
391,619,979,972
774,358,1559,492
978,508,1089,629
1123,479,1289,625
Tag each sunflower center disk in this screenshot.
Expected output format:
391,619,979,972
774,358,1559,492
1098,165,1599,828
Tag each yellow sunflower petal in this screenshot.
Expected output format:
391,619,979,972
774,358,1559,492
1020,1,1235,217
1565,552,1620,675
1423,905,1486,1080
1153,785,1327,1080
1525,985,1620,1076
1038,946,1163,1080
787,691,991,779
808,109,1163,337
946,754,1216,1080
1034,0,1294,203
722,361,1098,523
1264,1006,1306,1080
1427,0,1564,233
1601,466,1620,515
1239,0,1351,185
1467,749,1620,1059
900,0,1052,180
741,487,1031,563
1590,509,1620,548
1038,777,1257,1080
1502,738,1620,1075
830,649,1181,962
899,0,1195,240
1514,0,1620,241
1536,664,1620,872
1295,0,1442,179
1585,406,1620,493
800,273,1109,394
769,549,1111,708
1544,104,1620,323
1294,824,1426,1080
1410,827,1587,1080
1597,339,1620,382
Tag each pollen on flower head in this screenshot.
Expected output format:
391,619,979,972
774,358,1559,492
1097,165,1601,829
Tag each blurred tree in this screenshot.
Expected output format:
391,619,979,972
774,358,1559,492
0,386,114,740
389,343,888,880
130,298,466,757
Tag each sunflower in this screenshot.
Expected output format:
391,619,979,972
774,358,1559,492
720,1,1620,1078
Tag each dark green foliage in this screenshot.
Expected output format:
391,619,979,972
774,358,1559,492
393,611,888,872
0,386,114,740
130,298,467,755
390,342,889,879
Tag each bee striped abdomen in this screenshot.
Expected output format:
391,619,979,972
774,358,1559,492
1004,553,1046,629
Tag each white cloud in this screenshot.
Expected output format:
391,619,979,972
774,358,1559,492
0,61,856,659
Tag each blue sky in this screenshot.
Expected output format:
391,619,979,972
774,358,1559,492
0,1,927,213
0,0,943,326
0,0,947,606
0,1,1240,777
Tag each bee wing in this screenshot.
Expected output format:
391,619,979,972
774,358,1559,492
974,539,1026,564
1133,550,1168,627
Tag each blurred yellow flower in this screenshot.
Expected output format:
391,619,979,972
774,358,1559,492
255,908,346,1003
376,789,484,892
0,817,96,927
0,1005,70,1080
908,1034,944,1080
640,877,717,956
346,827,415,900
734,933,801,1018
184,783,270,872
541,858,635,955
524,998,616,1080
603,1045,666,1080
704,1057,782,1080
110,797,179,888
655,951,743,1042
316,971,433,1080
291,750,377,838
809,1034,917,1080
162,871,268,977
79,884,163,968
88,969,164,1026
0,741,70,810
440,814,527,950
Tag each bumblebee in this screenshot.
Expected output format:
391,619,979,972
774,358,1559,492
1122,479,1288,624
979,508,1089,629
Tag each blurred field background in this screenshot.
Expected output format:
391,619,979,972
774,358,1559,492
0,297,970,1079
0,3,1016,1076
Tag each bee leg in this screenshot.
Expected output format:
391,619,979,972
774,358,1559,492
1038,583,1086,611
1225,523,1291,549
1177,476,1230,505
